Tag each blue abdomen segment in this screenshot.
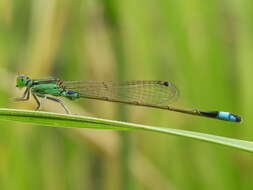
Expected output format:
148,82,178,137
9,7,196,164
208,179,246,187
61,90,80,100
200,111,241,122
67,90,77,95
217,112,241,122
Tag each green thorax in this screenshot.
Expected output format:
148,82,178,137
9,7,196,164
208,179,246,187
31,83,63,96
31,82,80,100
16,75,80,100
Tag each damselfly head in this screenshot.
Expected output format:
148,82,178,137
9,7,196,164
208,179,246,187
16,75,30,88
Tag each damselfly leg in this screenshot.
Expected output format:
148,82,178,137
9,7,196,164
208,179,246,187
13,87,30,101
34,93,70,114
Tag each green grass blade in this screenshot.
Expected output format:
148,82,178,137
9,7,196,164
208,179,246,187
0,108,251,152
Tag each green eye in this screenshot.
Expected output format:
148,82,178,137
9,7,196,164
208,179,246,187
16,75,29,87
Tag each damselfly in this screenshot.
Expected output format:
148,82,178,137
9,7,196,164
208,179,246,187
14,75,241,122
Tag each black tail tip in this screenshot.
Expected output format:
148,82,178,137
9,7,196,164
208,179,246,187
232,114,242,122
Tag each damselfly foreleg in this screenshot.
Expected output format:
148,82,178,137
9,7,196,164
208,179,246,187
13,87,30,101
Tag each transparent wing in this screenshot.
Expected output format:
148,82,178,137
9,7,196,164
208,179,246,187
63,80,179,106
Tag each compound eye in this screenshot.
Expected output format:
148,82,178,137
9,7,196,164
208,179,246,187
21,78,25,83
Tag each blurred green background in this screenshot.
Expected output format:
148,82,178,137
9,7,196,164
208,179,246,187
0,0,252,189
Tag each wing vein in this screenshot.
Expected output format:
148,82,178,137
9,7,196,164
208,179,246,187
63,80,179,106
